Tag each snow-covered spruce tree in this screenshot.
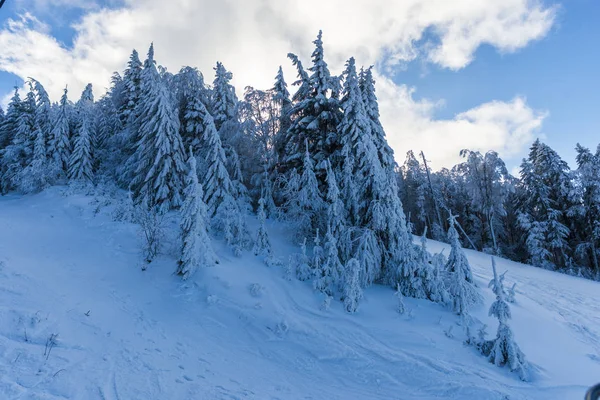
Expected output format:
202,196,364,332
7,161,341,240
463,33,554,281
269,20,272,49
68,84,95,183
0,87,23,193
19,78,64,192
297,141,325,231
0,87,20,151
394,283,406,314
296,238,312,281
211,61,238,133
51,87,72,174
119,49,143,127
272,66,292,165
311,228,324,277
176,66,209,157
176,149,217,280
325,159,345,238
445,215,481,315
130,44,185,213
284,31,340,175
253,196,271,257
344,258,363,313
445,215,475,282
359,66,395,173
182,91,214,174
482,257,529,381
281,142,324,239
336,57,416,291
260,165,278,218
3,87,36,191
199,101,250,255
420,230,448,303
314,224,343,296
201,103,234,216
574,144,600,275
519,139,575,270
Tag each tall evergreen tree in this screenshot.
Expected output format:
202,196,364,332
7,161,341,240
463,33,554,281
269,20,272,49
130,44,185,213
574,143,600,275
253,196,271,257
119,49,143,126
272,66,292,165
0,87,22,192
211,62,238,133
68,84,95,182
519,139,575,270
202,107,234,217
176,149,217,279
359,67,395,172
344,258,363,313
51,87,72,173
175,66,208,154
284,31,340,174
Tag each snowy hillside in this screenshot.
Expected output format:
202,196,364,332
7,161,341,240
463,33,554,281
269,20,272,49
0,188,598,400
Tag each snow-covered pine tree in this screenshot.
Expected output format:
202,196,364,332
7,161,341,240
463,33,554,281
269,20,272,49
5,88,36,189
201,104,234,216
314,224,343,296
284,31,340,175
253,196,271,257
445,215,475,283
68,84,95,183
574,143,600,275
359,66,395,173
211,62,238,133
119,49,143,127
394,283,406,314
297,141,324,233
445,215,481,315
296,237,312,281
344,258,363,313
182,89,213,172
51,87,72,174
484,257,529,381
419,230,448,303
260,164,277,218
311,228,323,279
18,79,61,192
519,139,575,270
130,44,185,213
198,109,249,255
0,87,23,192
272,66,292,165
325,159,344,237
176,149,217,279
0,87,20,152
176,66,208,156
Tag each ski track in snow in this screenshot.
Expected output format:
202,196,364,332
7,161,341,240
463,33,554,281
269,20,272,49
0,188,598,399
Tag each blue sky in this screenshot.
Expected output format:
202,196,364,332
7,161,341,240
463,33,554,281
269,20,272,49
395,0,600,170
0,0,597,172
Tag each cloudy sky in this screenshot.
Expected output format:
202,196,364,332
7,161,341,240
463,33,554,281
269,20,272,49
0,0,598,172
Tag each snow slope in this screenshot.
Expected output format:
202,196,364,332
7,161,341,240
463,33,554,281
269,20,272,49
0,187,598,399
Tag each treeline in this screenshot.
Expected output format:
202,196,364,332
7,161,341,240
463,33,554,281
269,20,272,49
399,141,600,279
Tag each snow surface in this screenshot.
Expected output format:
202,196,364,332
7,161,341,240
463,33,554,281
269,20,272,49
0,187,599,399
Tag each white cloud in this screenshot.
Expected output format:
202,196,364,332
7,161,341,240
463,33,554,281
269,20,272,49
0,0,556,168
376,76,547,169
